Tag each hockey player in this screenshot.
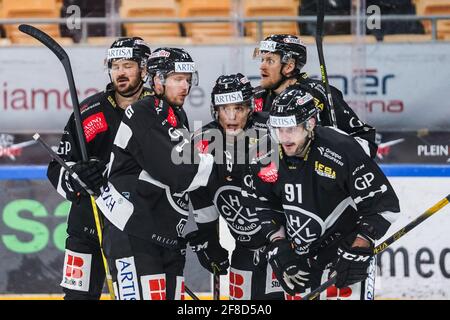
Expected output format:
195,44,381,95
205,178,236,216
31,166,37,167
96,48,214,300
186,73,285,300
47,37,152,300
253,34,377,158
244,87,400,300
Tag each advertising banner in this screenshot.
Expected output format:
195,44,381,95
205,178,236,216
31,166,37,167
1,43,450,133
1,172,449,298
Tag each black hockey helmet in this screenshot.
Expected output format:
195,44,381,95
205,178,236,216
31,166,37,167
147,47,199,86
253,34,307,73
210,73,254,120
269,87,318,129
106,37,151,70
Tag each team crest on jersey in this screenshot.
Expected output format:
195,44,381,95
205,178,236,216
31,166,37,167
282,205,324,255
169,191,190,215
213,185,260,235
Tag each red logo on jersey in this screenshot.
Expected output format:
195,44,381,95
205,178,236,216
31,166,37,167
83,112,108,143
254,98,264,112
257,162,278,183
195,140,209,154
65,254,84,279
326,285,352,298
229,271,245,299
147,277,166,300
167,107,178,127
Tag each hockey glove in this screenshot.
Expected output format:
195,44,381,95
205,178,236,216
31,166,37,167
333,236,374,288
185,230,229,275
266,239,312,296
245,219,284,250
62,157,107,201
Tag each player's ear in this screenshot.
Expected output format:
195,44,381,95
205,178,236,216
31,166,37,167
306,117,316,130
281,58,296,76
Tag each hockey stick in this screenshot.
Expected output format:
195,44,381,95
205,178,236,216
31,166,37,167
212,270,220,300
33,134,115,299
315,0,337,128
212,221,221,300
185,285,200,301
302,194,450,300
33,134,201,301
19,24,116,299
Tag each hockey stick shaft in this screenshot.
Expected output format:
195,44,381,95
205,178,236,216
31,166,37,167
213,272,220,300
302,194,450,300
185,286,200,301
213,220,221,300
34,134,201,301
315,0,337,128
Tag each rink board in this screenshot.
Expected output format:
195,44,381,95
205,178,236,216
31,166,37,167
0,165,449,299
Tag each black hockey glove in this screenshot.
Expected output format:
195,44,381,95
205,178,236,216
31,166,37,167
266,239,312,296
185,230,229,275
62,157,107,201
244,219,284,250
333,236,374,288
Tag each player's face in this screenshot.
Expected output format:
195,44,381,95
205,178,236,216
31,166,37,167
164,73,192,107
275,125,308,156
259,52,283,89
217,103,251,136
110,60,143,95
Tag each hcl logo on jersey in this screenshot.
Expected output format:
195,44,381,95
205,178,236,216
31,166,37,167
214,186,259,235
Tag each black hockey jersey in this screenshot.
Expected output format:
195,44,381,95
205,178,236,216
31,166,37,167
253,73,377,158
96,95,214,248
243,126,400,265
189,113,284,248
47,86,153,236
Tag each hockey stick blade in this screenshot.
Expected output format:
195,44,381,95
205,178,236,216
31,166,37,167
302,194,450,300
18,24,67,62
20,24,87,160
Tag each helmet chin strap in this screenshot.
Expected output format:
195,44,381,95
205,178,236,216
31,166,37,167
270,64,294,93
